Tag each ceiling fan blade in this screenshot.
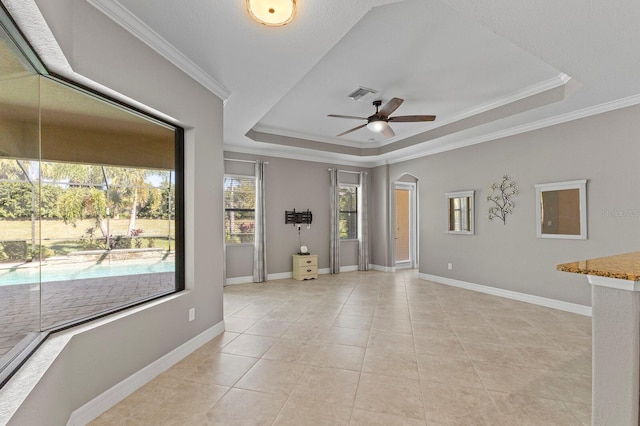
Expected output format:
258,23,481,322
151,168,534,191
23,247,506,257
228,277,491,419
381,125,396,138
379,97,404,117
337,123,367,137
388,114,436,122
328,114,367,120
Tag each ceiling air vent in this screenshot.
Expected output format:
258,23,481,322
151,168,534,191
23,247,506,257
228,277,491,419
347,86,377,101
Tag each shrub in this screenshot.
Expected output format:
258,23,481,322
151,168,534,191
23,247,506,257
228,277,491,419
30,245,55,260
1,240,28,260
110,236,132,250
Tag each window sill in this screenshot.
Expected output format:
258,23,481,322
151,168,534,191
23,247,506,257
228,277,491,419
225,243,254,247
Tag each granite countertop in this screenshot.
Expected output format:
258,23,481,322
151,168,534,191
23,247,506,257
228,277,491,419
557,251,640,281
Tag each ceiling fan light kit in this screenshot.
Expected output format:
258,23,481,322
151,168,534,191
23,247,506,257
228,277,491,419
246,0,296,26
328,97,436,138
367,120,388,132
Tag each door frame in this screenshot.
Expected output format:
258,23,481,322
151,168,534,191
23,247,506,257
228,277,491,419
394,181,418,269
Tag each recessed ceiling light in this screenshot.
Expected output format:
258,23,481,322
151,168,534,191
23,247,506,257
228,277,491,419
246,0,296,27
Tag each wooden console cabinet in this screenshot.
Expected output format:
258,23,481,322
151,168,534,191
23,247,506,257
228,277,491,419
292,254,318,280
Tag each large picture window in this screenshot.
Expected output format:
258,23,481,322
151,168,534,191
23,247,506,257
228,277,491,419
224,176,255,243
0,7,184,387
339,185,358,239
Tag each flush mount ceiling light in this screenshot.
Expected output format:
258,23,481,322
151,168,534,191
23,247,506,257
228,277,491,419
246,0,296,26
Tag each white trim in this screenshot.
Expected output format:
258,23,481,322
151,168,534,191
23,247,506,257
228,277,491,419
340,265,358,273
379,73,571,149
267,271,293,280
225,276,254,285
223,145,377,168
394,262,413,270
588,275,640,292
445,190,475,235
381,93,640,168
394,182,418,269
226,271,344,284
535,179,588,240
67,321,225,426
86,0,231,101
420,273,592,317
371,264,396,273
255,74,571,151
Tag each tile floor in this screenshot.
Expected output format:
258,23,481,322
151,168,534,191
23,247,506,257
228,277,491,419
91,270,592,425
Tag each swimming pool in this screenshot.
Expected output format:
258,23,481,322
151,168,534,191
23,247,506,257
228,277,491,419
0,259,175,286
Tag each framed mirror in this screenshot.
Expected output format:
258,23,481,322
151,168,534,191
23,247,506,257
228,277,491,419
446,190,475,234
535,180,587,239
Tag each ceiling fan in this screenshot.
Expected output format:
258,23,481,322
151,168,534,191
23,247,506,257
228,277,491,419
328,97,436,138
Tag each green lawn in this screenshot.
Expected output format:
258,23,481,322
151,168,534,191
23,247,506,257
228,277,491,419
0,218,175,256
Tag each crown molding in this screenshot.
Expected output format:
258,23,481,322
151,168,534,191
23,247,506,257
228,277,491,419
250,125,371,149
377,73,571,149
86,0,231,102
223,144,379,168
227,91,640,168
381,92,640,167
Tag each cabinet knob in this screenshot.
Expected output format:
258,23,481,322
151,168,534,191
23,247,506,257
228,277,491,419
307,269,312,272
306,260,311,264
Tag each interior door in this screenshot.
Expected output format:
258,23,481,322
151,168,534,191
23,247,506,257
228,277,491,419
395,183,416,268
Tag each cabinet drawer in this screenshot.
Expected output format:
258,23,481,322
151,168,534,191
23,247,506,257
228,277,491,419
294,257,317,267
297,265,317,274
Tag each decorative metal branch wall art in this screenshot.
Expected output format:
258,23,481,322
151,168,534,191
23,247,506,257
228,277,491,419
487,175,518,224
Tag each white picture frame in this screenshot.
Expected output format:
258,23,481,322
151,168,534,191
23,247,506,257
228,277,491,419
535,179,587,239
446,190,475,235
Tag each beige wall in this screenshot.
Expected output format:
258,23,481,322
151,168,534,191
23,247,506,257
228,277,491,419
377,103,640,306
224,152,368,278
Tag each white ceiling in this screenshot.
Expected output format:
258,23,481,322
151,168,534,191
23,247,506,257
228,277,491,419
88,0,640,166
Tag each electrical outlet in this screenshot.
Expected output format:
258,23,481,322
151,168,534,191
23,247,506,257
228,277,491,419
189,307,195,322
447,263,453,270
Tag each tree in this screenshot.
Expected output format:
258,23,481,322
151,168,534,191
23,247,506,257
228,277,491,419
0,182,32,219
56,187,107,234
41,162,109,235
106,167,154,233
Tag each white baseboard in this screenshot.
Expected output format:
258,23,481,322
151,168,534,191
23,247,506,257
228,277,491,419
395,262,414,270
340,265,358,273
225,276,253,285
371,264,396,273
419,273,592,317
268,271,293,280
226,267,365,284
67,321,225,426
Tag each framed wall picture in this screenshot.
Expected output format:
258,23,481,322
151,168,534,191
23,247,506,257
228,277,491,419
446,190,475,235
535,180,587,239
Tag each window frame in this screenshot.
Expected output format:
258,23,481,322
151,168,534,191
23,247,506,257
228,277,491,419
0,3,185,387
223,174,256,245
339,183,359,241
